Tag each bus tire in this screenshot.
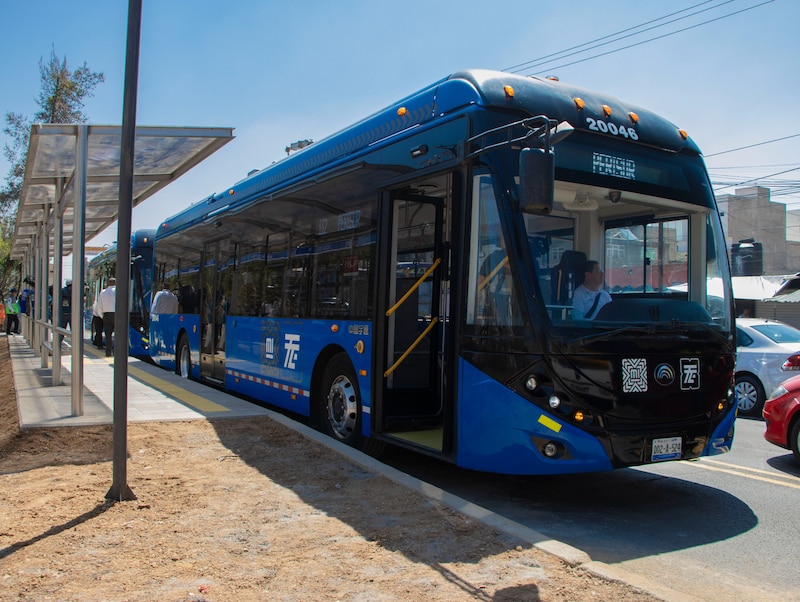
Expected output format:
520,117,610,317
318,353,361,446
177,334,191,379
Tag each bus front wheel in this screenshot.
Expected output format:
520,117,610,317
318,353,361,446
177,335,191,379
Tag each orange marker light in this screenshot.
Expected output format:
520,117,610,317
331,324,339,333
397,107,407,117
228,189,235,196
602,104,612,117
678,129,689,140
503,85,515,98
628,112,639,124
573,97,585,110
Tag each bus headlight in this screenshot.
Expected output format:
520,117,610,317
548,395,561,409
525,375,538,391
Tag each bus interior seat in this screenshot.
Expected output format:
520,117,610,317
551,250,586,305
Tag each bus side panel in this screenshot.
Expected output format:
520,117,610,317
225,317,373,420
457,359,613,475
150,313,201,379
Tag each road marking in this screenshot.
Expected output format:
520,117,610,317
83,343,228,413
686,459,800,490
128,364,229,413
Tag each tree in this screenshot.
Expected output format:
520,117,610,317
0,48,104,288
1,48,104,219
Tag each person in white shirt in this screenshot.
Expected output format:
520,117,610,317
97,278,116,356
151,282,179,315
572,260,612,320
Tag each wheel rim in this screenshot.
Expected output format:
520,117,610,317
326,373,357,440
179,344,190,379
735,381,758,412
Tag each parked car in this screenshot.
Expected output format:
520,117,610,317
735,318,800,417
763,374,800,464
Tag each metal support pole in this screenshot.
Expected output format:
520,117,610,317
107,0,141,502
71,126,88,416
52,207,63,386
38,225,49,369
32,233,41,357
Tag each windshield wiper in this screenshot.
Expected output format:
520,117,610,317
558,324,657,351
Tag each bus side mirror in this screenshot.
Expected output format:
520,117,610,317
519,147,554,215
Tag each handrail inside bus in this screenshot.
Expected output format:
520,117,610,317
385,257,441,317
384,316,439,378
477,256,509,293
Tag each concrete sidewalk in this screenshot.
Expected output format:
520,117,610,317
7,333,272,428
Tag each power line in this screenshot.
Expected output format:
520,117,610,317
504,0,724,74
705,133,800,157
713,166,800,192
505,0,775,76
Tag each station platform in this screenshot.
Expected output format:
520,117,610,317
7,333,273,428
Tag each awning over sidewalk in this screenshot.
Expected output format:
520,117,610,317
11,123,234,260
731,276,784,300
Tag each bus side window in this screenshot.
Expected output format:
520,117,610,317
466,174,520,329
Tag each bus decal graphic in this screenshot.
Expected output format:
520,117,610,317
264,336,275,361
226,369,310,398
622,358,648,393
283,334,301,370
680,358,700,390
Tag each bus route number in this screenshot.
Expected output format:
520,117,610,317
585,117,639,140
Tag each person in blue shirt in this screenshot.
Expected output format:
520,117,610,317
572,260,612,320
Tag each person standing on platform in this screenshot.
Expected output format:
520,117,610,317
4,288,20,335
97,278,116,357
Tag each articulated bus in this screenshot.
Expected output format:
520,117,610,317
86,229,155,357
149,69,736,475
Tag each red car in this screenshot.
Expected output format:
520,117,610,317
763,374,800,464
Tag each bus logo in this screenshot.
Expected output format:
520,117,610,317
680,358,700,390
654,363,675,386
622,358,648,393
284,334,301,370
264,337,275,361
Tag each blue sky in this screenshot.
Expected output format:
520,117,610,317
1,0,798,248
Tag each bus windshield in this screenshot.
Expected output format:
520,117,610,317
523,179,732,334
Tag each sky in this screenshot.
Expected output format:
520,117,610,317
1,0,799,251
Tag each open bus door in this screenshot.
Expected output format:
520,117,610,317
376,179,454,453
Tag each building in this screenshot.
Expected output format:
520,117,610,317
717,186,800,326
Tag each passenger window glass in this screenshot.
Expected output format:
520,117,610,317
466,174,521,329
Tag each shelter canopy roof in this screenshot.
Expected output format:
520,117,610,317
11,123,234,260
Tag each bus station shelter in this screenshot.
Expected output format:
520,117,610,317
9,123,234,415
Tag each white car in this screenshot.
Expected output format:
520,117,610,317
735,318,800,417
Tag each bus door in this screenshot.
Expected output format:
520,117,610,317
379,183,452,449
200,241,226,383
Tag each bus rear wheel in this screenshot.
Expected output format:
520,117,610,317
177,335,191,379
318,353,361,446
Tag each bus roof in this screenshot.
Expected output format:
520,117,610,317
158,69,701,238
88,229,156,268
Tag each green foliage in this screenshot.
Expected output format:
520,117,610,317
0,48,104,276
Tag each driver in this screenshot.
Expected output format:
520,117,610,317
572,260,611,320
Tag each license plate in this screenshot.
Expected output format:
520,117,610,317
651,436,682,462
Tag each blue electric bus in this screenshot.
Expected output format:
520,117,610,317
87,229,155,357
149,69,736,475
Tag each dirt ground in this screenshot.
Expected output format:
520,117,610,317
0,335,658,601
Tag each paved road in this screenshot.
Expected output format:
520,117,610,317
382,417,800,601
